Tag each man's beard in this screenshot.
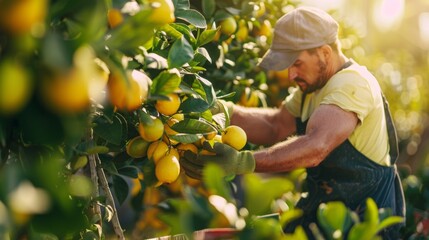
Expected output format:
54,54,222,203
297,58,328,94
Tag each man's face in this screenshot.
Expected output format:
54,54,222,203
288,49,328,93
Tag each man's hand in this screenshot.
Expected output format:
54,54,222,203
180,142,255,179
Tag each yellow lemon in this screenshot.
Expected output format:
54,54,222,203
126,136,151,158
221,125,247,150
107,8,123,28
176,143,198,157
155,154,180,183
220,17,237,36
155,93,181,116
147,0,175,24
147,140,169,163
107,70,150,112
138,117,164,142
0,0,48,34
0,60,32,115
235,19,248,42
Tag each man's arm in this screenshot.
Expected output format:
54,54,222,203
253,104,358,172
231,104,297,145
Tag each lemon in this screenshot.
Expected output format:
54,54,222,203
254,19,272,37
41,67,90,114
155,93,181,116
147,0,175,24
138,117,164,142
235,19,248,42
126,136,150,158
107,8,123,28
0,0,48,34
155,154,180,183
147,140,169,163
0,59,32,115
220,17,237,36
221,125,247,150
107,70,150,112
239,87,259,107
176,143,198,157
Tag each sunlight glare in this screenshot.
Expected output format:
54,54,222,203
419,12,429,43
372,0,405,32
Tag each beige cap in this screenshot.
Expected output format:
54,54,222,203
258,7,339,71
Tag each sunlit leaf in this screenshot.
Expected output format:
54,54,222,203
197,29,218,47
243,174,294,216
176,9,207,28
171,118,216,134
283,226,308,240
169,133,202,143
348,223,377,240
170,23,196,45
203,164,234,202
364,198,379,225
150,68,182,95
196,47,212,63
280,209,303,228
376,216,404,233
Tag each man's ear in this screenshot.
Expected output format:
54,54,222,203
319,44,332,61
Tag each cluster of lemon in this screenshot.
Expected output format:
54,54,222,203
211,2,272,44
125,92,248,185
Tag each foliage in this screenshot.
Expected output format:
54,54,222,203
0,0,423,239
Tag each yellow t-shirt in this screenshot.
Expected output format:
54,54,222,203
284,61,391,166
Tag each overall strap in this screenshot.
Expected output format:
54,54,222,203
382,94,399,164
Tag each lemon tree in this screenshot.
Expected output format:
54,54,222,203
0,0,417,239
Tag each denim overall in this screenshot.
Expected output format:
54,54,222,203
284,65,405,239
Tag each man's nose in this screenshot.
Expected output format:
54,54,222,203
288,67,298,80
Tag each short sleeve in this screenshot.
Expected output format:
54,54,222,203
283,87,302,118
320,71,374,124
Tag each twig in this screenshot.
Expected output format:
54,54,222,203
95,153,125,240
89,153,102,226
87,127,103,227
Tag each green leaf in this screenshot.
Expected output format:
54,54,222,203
150,68,182,95
168,36,194,68
197,29,218,47
93,114,124,146
169,23,196,46
283,225,308,240
100,157,118,175
112,175,129,205
280,209,304,229
180,97,210,113
158,24,183,40
317,201,351,239
169,133,202,143
196,75,216,106
364,198,379,225
195,47,212,63
175,9,207,28
173,0,190,10
171,118,216,134
202,0,215,18
376,216,404,233
243,174,294,216
203,164,234,202
348,223,377,240
118,166,139,178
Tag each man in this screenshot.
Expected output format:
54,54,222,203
181,6,405,239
